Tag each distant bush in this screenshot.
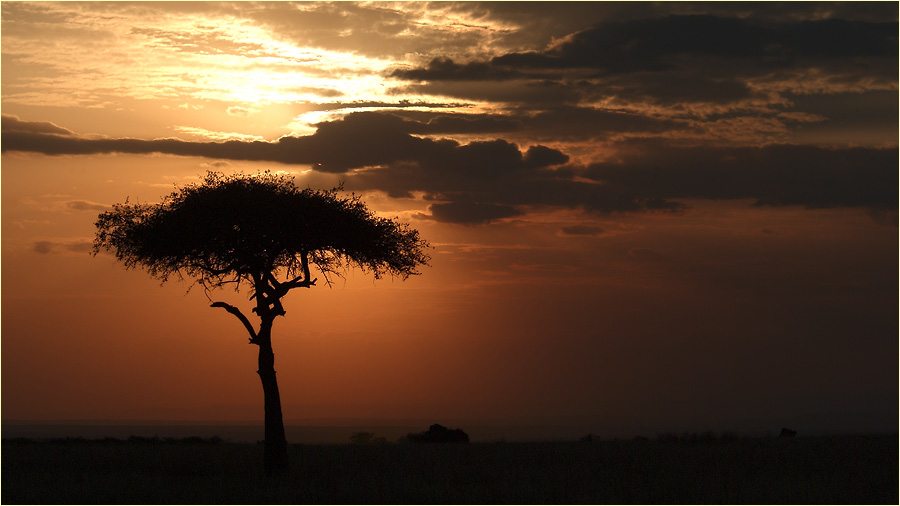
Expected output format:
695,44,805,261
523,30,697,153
350,432,374,444
402,424,469,443
779,427,798,437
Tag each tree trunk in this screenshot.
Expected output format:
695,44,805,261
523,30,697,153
256,322,289,475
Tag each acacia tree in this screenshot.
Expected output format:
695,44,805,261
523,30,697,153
93,171,429,474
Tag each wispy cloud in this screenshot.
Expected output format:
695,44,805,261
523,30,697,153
225,106,259,118
173,126,265,142
64,200,109,212
32,239,93,255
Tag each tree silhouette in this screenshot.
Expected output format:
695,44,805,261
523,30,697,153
93,171,430,474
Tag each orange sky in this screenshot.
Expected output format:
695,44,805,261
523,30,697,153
2,2,897,437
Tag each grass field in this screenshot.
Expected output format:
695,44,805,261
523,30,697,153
3,434,896,504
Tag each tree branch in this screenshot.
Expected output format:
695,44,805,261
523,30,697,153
281,275,317,292
210,302,258,344
273,253,317,296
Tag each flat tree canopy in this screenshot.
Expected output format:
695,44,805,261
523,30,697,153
93,171,430,292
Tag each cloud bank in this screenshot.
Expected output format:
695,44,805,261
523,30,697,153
3,113,895,225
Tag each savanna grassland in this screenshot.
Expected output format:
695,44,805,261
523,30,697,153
2,434,896,504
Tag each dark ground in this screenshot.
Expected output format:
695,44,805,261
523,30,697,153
2,434,896,504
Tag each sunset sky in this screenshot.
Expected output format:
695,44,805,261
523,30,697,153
2,1,897,437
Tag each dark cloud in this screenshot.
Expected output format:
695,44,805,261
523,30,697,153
350,137,893,221
402,15,897,80
69,242,93,253
663,2,899,23
456,2,899,44
784,18,899,59
1,128,275,162
2,114,73,135
1,112,569,174
32,241,53,254
389,14,897,108
423,202,523,225
780,90,899,146
388,111,521,135
350,153,684,219
391,57,519,81
391,80,585,107
523,145,569,168
598,71,754,105
491,16,763,73
585,142,898,210
312,100,470,113
521,106,680,139
2,114,678,222
4,114,895,225
390,107,678,140
559,225,604,237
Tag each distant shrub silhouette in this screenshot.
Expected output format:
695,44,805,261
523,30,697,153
350,432,375,444
403,424,469,443
779,427,798,437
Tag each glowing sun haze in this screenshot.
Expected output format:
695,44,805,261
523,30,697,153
2,1,897,437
